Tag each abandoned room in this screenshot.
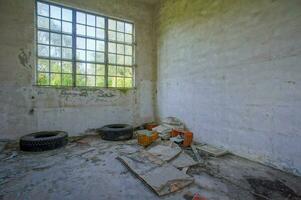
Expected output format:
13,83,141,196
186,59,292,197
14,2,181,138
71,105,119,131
0,0,301,199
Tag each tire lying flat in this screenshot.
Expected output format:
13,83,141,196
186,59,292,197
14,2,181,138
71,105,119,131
20,131,68,152
100,124,133,141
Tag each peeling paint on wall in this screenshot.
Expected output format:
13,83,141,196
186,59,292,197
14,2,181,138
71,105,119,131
18,48,32,69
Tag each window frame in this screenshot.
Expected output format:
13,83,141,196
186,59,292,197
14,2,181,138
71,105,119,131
35,0,136,89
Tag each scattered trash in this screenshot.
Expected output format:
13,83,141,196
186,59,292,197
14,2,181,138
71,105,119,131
161,117,185,130
144,122,158,131
170,130,193,147
170,151,198,169
191,144,202,162
146,141,182,162
136,130,158,147
196,144,228,157
152,125,172,140
193,193,207,200
2,151,17,161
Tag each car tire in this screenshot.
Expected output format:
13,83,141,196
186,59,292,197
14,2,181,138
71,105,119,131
100,124,133,141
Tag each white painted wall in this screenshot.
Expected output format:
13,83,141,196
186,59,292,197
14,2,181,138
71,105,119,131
156,0,301,175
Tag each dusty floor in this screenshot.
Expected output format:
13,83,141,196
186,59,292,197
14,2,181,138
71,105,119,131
0,135,301,200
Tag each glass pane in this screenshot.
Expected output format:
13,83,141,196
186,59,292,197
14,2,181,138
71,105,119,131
37,2,49,17
96,41,105,52
62,21,72,34
38,45,49,57
37,73,49,85
50,60,61,73
87,76,95,86
76,62,86,74
108,65,116,76
62,35,72,47
62,48,72,59
87,39,95,50
62,61,72,73
50,46,61,58
96,52,104,63
62,8,72,22
125,78,132,88
62,74,72,86
108,54,116,64
96,64,105,75
50,19,61,32
125,34,132,43
87,51,95,62
76,49,85,61
50,33,61,46
125,56,132,65
38,31,49,44
96,17,105,28
117,66,125,76
76,75,85,86
96,28,105,39
77,24,85,35
37,59,49,72
117,77,125,87
117,55,124,65
87,14,95,26
87,26,95,38
117,21,125,32
87,63,95,75
108,19,116,30
117,44,124,54
38,16,49,30
96,76,105,87
77,37,86,49
125,45,132,55
77,12,86,24
108,31,116,41
108,77,116,87
108,43,116,53
117,32,124,42
50,73,61,85
125,23,133,34
50,5,61,19
125,67,132,77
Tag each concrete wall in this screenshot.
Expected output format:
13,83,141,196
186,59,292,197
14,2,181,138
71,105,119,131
0,0,156,139
156,0,301,175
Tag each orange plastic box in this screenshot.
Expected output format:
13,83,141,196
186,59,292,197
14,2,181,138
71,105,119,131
171,129,193,147
137,130,158,147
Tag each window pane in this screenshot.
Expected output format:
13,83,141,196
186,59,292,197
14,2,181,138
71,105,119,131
38,16,49,29
125,23,133,34
62,21,72,33
62,35,72,47
125,78,132,88
76,49,85,61
50,19,61,32
117,44,124,54
108,65,116,76
108,54,116,64
108,77,116,87
117,55,124,65
38,45,49,57
50,60,61,73
87,26,95,38
87,39,95,50
96,41,105,52
38,31,49,44
87,51,95,62
37,73,49,85
96,64,105,75
117,22,124,32
87,63,95,75
125,67,132,77
76,75,85,86
108,31,116,41
50,46,61,58
77,12,86,24
38,59,49,72
96,17,105,28
37,2,49,17
117,66,125,76
50,5,61,19
117,32,124,42
96,76,105,87
96,52,104,63
77,24,85,35
76,62,86,74
108,43,116,53
87,14,95,26
62,48,72,59
62,8,72,22
125,56,132,65
62,74,72,86
50,33,61,46
125,45,132,55
108,19,116,30
117,77,124,87
77,37,86,49
62,61,72,73
50,73,61,85
125,34,132,43
87,76,95,86
96,28,105,39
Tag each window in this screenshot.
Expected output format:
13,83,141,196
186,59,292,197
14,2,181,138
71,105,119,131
36,1,134,88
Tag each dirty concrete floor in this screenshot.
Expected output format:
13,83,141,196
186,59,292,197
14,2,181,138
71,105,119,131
0,135,301,200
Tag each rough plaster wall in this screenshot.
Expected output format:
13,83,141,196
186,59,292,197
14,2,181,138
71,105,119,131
0,0,156,139
156,0,301,176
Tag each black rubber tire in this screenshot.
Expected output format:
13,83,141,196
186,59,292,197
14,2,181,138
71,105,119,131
100,124,133,141
20,131,68,152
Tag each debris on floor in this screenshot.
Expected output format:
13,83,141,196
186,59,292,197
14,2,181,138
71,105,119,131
144,122,158,131
146,141,182,162
196,144,228,157
136,129,158,147
152,117,185,140
170,129,193,147
170,151,198,169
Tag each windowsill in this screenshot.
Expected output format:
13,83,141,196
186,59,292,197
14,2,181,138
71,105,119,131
33,85,137,91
